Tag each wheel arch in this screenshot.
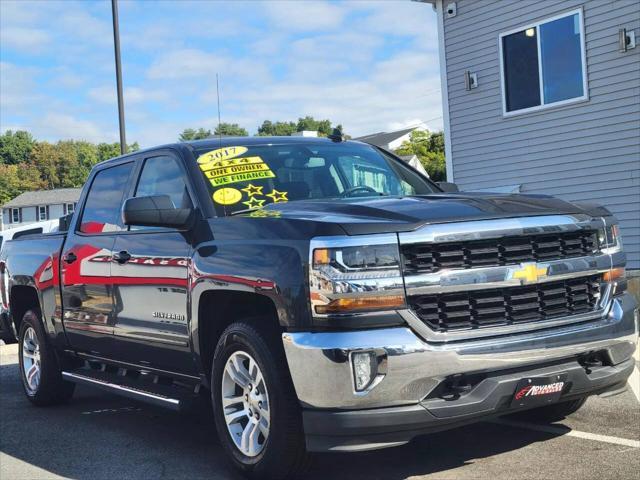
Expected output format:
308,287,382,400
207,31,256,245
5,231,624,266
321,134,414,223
9,285,43,337
194,289,281,387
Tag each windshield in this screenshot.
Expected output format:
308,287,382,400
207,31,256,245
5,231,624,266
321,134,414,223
194,142,438,215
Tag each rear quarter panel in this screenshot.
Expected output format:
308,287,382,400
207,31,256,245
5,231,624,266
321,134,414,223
1,234,66,343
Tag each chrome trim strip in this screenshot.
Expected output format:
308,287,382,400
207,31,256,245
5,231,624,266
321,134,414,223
398,214,603,244
403,254,610,296
62,371,181,410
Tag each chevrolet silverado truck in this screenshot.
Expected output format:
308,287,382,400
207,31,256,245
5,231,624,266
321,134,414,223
1,136,637,479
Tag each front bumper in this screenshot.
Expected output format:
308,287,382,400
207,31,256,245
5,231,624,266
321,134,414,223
282,292,638,451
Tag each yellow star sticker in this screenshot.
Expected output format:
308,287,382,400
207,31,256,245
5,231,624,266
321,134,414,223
243,197,265,209
266,189,288,203
242,184,263,197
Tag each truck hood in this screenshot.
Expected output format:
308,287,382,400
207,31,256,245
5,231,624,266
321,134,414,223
254,193,593,235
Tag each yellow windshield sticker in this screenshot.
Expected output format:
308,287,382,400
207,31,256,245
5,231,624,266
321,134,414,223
266,189,288,203
197,146,248,166
243,197,265,209
213,187,242,205
248,210,282,218
203,156,276,187
242,184,263,197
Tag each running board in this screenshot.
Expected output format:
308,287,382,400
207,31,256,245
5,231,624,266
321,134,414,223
62,371,182,410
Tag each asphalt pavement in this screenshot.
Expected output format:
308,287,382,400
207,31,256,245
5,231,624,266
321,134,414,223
1,342,638,480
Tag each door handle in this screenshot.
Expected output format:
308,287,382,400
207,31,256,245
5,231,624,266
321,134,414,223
113,251,131,264
63,252,77,264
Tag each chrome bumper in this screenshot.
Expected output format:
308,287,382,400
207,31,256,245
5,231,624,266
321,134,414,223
282,293,638,410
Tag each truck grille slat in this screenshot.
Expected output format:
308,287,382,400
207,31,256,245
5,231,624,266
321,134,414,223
408,276,601,332
402,230,599,274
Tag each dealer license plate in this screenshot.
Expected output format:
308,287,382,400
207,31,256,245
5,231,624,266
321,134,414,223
511,374,568,408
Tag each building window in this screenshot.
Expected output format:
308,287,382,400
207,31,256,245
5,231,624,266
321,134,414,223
11,208,21,224
38,206,48,221
500,9,587,115
64,203,75,215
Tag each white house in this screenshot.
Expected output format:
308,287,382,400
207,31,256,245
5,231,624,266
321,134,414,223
355,126,426,151
1,188,81,231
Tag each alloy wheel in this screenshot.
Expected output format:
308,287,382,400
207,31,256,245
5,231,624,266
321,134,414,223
221,351,270,457
21,326,41,393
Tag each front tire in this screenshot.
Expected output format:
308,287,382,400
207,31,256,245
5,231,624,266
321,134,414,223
211,320,309,479
18,310,75,406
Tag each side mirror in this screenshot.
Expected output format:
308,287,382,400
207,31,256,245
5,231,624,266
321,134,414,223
436,181,460,193
123,195,193,229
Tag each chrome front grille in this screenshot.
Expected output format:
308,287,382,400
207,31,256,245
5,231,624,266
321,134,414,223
408,275,601,331
401,230,599,275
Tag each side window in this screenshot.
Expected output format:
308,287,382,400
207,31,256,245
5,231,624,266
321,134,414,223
79,162,134,234
135,155,192,209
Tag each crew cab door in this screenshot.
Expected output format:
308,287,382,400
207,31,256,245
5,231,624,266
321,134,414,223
110,152,195,374
60,160,136,355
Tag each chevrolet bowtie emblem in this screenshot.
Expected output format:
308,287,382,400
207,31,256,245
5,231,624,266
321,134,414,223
513,263,548,284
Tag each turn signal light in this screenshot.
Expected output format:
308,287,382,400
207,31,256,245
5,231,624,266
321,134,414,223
314,295,405,314
603,268,625,282
313,248,330,266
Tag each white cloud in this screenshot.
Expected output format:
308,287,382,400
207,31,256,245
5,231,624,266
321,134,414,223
88,85,170,105
262,1,346,32
33,113,113,143
147,49,228,79
0,27,51,52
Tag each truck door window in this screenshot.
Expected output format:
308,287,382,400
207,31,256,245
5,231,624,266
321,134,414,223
135,155,192,209
79,162,134,234
131,155,192,230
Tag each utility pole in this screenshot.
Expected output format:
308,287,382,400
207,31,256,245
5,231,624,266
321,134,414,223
111,0,126,155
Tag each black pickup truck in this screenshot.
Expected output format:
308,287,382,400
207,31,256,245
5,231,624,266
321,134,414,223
1,136,637,479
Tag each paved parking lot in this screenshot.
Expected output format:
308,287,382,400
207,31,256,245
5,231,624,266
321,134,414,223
1,342,638,480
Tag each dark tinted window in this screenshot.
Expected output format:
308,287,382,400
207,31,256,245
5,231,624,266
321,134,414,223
502,29,541,112
79,163,133,233
135,155,192,209
540,14,584,104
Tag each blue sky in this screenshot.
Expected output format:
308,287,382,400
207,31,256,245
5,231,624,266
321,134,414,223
1,0,441,147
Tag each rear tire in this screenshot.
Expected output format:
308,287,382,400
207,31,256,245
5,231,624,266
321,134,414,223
513,397,587,422
18,310,75,406
211,320,309,479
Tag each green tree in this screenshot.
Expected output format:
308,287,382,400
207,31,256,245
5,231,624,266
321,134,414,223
395,130,446,181
179,128,211,141
214,123,248,137
0,130,35,165
256,120,297,136
0,163,45,205
296,116,332,136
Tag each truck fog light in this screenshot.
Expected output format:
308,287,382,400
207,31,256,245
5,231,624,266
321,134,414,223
351,351,377,392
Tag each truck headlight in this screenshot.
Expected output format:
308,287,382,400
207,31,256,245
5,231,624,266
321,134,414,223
598,223,621,252
309,234,406,316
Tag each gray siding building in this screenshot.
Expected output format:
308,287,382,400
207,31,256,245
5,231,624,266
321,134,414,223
1,188,81,231
427,0,640,268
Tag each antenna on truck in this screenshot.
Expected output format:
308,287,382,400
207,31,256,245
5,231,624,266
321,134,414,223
216,73,222,148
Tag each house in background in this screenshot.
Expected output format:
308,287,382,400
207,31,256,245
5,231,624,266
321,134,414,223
423,0,640,269
355,126,431,177
355,126,425,151
0,188,81,231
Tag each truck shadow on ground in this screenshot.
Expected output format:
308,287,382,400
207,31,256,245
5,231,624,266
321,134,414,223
0,362,564,480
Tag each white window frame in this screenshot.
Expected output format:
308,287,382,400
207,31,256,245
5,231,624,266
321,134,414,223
11,208,20,224
64,203,75,215
38,205,48,221
498,8,589,117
